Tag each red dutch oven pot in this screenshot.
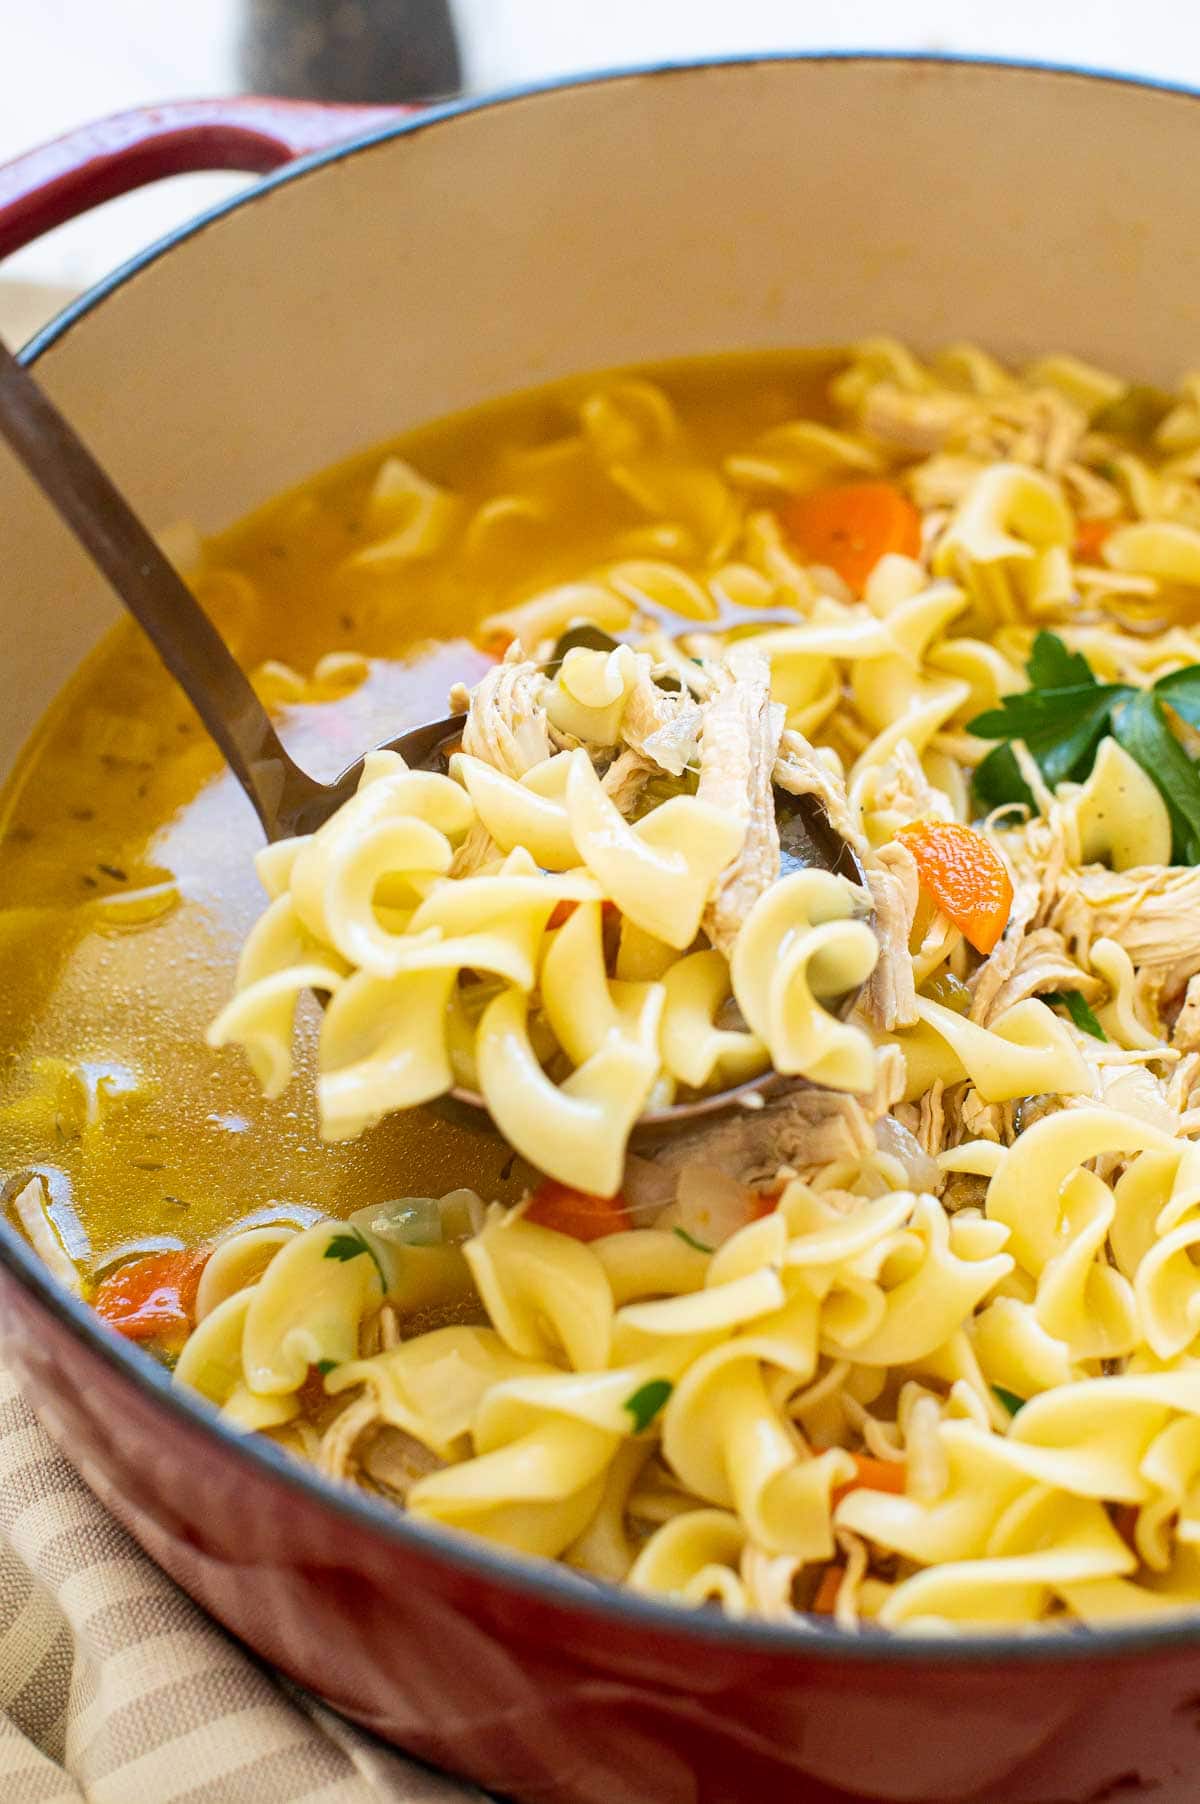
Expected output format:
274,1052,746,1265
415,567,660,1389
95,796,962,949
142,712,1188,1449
4,57,1200,1804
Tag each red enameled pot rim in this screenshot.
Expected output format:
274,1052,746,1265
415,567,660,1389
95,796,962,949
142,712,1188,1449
7,48,1200,1668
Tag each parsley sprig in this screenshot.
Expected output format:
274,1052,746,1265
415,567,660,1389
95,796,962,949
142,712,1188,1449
624,1379,673,1433
1043,989,1107,1042
969,632,1200,862
322,1227,387,1290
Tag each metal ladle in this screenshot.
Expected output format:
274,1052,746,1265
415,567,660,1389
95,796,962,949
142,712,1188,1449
0,335,867,1139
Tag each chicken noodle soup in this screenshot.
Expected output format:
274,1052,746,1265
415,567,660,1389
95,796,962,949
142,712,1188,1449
10,343,1200,1629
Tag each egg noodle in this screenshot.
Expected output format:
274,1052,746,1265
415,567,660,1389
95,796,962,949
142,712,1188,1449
176,341,1200,1630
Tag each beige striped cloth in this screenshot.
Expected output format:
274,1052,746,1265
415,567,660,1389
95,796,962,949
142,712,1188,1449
0,1364,486,1804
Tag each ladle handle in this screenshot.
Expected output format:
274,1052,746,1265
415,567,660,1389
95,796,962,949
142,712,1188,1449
0,336,305,839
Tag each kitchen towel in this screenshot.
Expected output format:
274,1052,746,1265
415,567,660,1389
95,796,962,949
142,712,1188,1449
0,1362,485,1804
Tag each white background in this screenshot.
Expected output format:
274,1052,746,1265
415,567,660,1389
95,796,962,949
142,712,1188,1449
3,0,1200,337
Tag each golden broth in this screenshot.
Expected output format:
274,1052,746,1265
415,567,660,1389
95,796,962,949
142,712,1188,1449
0,350,838,1268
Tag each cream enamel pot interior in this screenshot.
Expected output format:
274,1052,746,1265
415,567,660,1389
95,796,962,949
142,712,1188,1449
6,56,1200,1804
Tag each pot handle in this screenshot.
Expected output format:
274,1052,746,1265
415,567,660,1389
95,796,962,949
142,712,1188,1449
0,97,417,261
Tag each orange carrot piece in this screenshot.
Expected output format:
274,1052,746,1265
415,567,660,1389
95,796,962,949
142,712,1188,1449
780,481,922,595
524,1179,633,1242
811,1564,845,1615
92,1248,208,1345
1074,517,1115,562
897,819,1014,955
831,1452,907,1510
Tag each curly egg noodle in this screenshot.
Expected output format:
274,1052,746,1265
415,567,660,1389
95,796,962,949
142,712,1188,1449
178,340,1200,1631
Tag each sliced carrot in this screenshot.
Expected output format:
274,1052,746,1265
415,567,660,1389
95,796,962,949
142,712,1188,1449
92,1248,208,1346
831,1452,907,1510
780,481,922,595
1074,517,1115,562
750,1190,780,1220
524,1179,633,1241
897,819,1014,955
811,1564,845,1615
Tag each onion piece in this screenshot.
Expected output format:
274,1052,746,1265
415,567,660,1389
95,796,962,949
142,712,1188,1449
873,1117,940,1193
217,1203,325,1237
657,1163,755,1248
351,1197,442,1247
1099,1066,1178,1134
437,1188,485,1241
9,1175,83,1294
348,1190,485,1251
620,1154,679,1222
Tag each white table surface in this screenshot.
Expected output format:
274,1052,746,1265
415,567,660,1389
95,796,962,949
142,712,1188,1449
3,0,1200,342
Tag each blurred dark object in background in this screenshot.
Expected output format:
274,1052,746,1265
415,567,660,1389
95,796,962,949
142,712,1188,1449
239,0,462,103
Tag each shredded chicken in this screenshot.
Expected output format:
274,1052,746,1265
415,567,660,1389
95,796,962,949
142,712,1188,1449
774,727,864,854
1049,865,1200,1000
621,666,702,776
359,1424,444,1499
647,1049,903,1188
460,644,552,779
449,820,499,879
697,646,784,954
317,1392,381,1482
601,746,655,816
357,1302,402,1359
959,390,1087,472
862,841,919,1031
1174,975,1200,1053
740,1544,805,1622
959,1087,1005,1143
870,742,953,831
864,381,1087,478
968,877,1040,1023
916,1079,945,1161
974,925,1098,1025
862,386,974,455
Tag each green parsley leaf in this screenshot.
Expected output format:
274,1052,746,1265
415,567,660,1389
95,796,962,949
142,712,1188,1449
322,1228,386,1291
968,633,1200,853
1044,989,1107,1041
673,1226,714,1254
993,1386,1025,1418
1026,630,1096,691
971,741,1037,813
315,1358,338,1376
1112,691,1200,864
624,1378,673,1434
968,634,1133,809
1153,664,1200,732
